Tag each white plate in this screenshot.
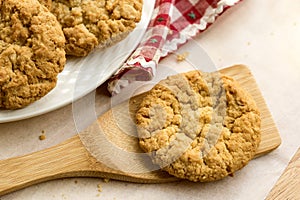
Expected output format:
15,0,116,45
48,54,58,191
0,0,155,123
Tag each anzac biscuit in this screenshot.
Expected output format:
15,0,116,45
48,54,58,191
0,0,66,109
40,0,143,57
136,71,261,182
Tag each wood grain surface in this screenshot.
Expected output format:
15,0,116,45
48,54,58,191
0,65,281,196
266,148,300,200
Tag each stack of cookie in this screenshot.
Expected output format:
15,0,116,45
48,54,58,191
0,0,143,109
136,71,261,182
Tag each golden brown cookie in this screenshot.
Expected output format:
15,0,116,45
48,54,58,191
136,71,261,182
38,0,52,10
0,0,66,109
40,0,143,57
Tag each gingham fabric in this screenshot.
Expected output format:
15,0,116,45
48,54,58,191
107,0,241,95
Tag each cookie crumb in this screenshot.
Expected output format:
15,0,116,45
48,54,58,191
97,184,102,192
74,180,78,184
103,178,110,183
176,52,189,62
39,134,46,141
96,183,103,197
61,194,67,200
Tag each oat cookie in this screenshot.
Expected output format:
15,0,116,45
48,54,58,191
136,71,261,182
40,0,143,57
38,0,52,10
0,0,66,109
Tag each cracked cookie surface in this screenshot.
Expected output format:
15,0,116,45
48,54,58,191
40,0,143,57
0,0,66,109
136,70,261,182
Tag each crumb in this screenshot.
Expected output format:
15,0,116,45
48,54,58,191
74,180,78,184
39,134,46,140
41,130,45,134
61,194,67,200
103,178,110,183
247,42,251,46
96,183,103,197
176,52,189,62
97,184,102,192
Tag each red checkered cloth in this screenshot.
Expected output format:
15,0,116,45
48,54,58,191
107,0,241,95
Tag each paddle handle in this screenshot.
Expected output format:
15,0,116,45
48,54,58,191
0,135,90,196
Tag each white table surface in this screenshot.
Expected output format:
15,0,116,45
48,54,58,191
1,0,300,199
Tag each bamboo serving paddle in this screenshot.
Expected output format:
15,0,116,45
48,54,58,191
0,65,281,196
266,148,300,200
